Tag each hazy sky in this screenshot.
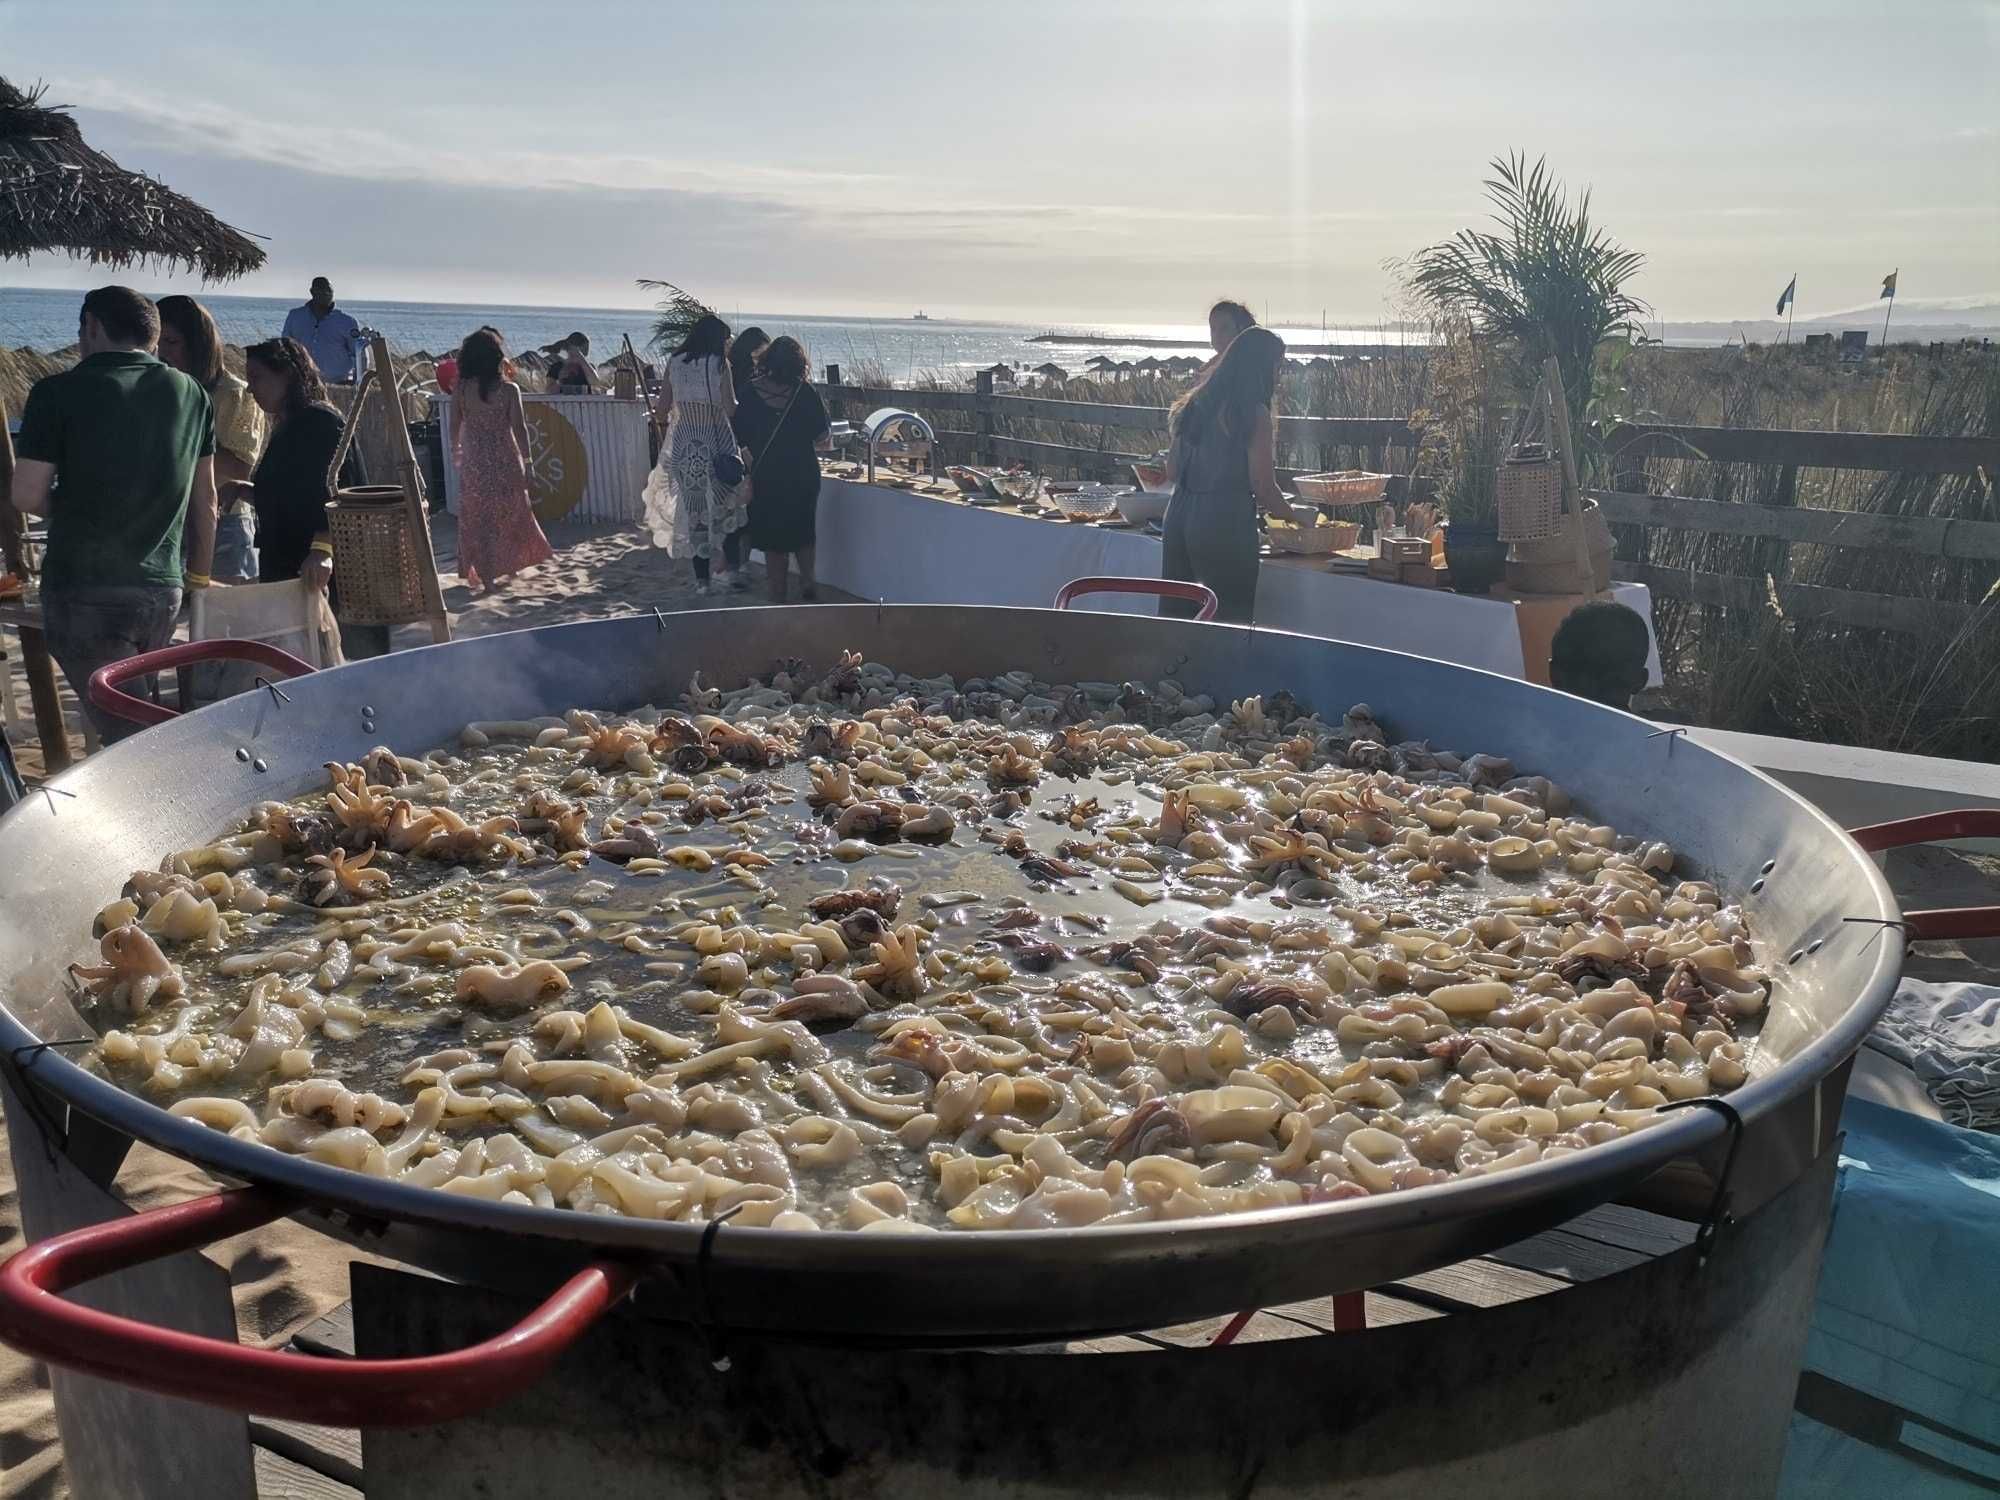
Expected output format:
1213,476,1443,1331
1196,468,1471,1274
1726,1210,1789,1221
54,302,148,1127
2,0,1994,324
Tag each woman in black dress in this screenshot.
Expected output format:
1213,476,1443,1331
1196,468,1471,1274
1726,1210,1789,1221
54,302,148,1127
731,336,830,602
242,337,345,590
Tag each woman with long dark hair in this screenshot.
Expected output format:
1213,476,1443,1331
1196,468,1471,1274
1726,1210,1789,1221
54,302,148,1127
642,312,750,593
157,294,263,580
728,326,769,401
242,336,344,593
1161,325,1293,622
452,328,553,594
731,336,830,602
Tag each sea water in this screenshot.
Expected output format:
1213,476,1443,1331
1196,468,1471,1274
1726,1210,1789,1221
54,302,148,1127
0,286,1418,378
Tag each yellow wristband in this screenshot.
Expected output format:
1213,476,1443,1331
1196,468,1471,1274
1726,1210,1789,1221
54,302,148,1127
185,572,212,589
309,540,335,556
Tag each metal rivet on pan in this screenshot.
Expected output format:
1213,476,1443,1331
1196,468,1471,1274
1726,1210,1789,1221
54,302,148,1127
1749,878,1766,894
362,705,376,718
1807,938,1824,955
252,758,268,774
234,747,250,763
1761,859,1778,875
363,720,377,735
1788,949,1805,965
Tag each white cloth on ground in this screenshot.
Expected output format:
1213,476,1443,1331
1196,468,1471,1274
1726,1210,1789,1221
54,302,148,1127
1864,979,2000,1132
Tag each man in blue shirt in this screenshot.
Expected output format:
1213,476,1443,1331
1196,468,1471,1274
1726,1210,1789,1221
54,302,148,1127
280,276,361,384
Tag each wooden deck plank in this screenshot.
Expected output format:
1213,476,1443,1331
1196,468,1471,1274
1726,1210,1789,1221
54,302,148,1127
287,1303,356,1358
249,1419,364,1489
1397,1257,1571,1308
253,1446,360,1500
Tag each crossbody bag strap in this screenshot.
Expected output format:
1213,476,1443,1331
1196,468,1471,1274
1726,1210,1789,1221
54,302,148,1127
751,383,803,472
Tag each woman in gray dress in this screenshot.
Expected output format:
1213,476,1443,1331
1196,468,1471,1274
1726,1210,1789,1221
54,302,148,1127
1160,325,1293,622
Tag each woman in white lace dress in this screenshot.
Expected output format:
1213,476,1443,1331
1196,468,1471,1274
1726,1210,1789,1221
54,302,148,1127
643,314,750,592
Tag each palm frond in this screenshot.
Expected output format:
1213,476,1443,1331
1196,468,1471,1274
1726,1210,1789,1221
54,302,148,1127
1406,153,1649,472
636,278,713,356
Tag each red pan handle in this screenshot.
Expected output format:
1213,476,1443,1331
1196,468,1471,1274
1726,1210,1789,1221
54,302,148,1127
88,638,319,729
0,1187,636,1425
1847,809,2000,942
1054,575,1219,621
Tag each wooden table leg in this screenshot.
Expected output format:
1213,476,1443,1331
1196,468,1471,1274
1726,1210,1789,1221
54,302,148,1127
15,622,71,772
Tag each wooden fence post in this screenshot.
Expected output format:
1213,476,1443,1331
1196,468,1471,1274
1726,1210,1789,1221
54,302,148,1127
825,364,843,427
975,370,996,466
1751,463,1800,584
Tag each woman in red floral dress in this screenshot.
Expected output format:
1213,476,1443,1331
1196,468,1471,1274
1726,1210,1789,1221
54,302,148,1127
452,329,553,594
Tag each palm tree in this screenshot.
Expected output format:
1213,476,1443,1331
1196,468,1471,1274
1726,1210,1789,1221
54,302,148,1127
1406,153,1647,460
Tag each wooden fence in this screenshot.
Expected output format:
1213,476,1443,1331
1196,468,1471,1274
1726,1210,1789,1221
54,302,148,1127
822,372,2000,636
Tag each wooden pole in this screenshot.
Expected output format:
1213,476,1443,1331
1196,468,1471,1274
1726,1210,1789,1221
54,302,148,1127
1541,356,1596,594
1880,274,1897,349
0,404,73,772
974,369,996,467
368,334,452,643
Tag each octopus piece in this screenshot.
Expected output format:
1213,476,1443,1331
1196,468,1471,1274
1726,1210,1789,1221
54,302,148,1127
1277,734,1317,771
1265,689,1301,725
669,743,712,776
898,806,956,843
1661,959,1740,1035
853,925,929,1002
453,960,571,1010
1555,947,1649,992
649,714,703,751
807,885,903,922
1117,681,1154,725
302,847,390,907
524,791,590,853
1156,789,1199,846
681,791,734,825
1097,941,1162,984
1043,727,1098,780
1344,739,1395,774
810,650,865,700
801,718,864,763
384,800,447,855
418,809,532,863
1248,828,1331,875
871,1027,961,1079
326,763,396,843
835,799,907,841
259,806,339,858
580,723,651,771
836,908,890,948
682,672,722,713
1019,852,1083,885
706,721,786,769
770,978,870,1027
1218,981,1314,1019
998,934,1070,972
988,789,1030,819
1103,1098,1193,1162
987,744,1042,787
359,745,409,787
71,925,184,1013
808,763,857,810
1342,704,1388,745
1460,753,1516,791
989,908,1042,932
122,867,206,910
590,823,663,864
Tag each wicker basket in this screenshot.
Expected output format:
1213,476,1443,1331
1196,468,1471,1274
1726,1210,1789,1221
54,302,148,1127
326,488,430,626
1496,443,1566,542
1506,500,1613,593
1293,471,1390,507
1266,518,1362,556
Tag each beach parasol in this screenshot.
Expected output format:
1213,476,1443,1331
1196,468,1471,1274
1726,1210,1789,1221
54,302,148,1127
0,78,265,279
0,77,265,779
1032,362,1067,381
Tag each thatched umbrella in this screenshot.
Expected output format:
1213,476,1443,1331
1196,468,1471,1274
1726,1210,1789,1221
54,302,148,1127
0,77,266,777
0,79,265,279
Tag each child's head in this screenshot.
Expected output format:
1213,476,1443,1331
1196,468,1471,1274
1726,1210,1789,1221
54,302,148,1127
1549,601,1650,711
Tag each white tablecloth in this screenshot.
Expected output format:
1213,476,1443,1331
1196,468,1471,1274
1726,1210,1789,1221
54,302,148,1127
812,479,1661,684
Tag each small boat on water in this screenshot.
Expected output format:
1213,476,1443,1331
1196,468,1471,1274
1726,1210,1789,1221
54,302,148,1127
912,310,931,321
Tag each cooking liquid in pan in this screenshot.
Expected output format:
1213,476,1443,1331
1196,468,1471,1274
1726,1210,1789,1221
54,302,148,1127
71,661,1770,1233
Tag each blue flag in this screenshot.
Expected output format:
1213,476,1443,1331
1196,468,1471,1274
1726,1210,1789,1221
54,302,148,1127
1776,276,1797,316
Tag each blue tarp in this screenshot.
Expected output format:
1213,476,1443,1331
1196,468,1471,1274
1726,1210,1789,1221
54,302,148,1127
1779,1099,2000,1496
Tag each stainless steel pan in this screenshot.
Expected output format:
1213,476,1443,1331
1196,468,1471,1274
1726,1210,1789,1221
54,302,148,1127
0,606,1915,1373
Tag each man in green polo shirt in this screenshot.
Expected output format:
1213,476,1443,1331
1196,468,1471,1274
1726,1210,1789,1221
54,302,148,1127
11,286,218,743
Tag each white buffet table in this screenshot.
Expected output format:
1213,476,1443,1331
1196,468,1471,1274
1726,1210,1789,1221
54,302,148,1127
812,478,1661,685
